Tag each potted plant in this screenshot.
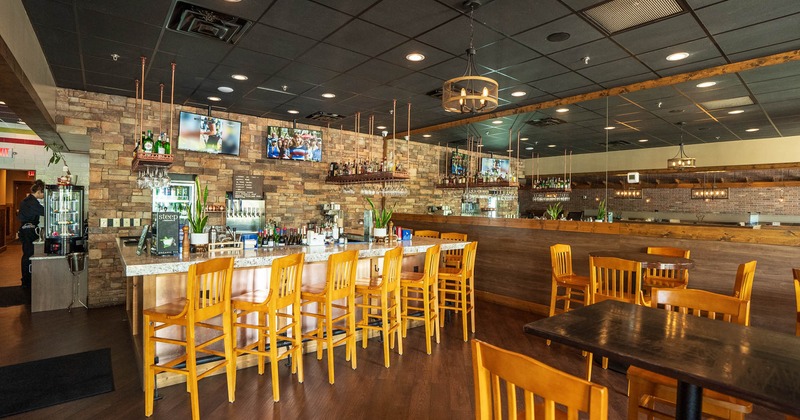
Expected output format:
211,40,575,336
366,197,393,237
545,202,563,220
596,199,607,222
187,177,209,245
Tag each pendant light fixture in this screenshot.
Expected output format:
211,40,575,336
667,142,695,169
441,0,499,114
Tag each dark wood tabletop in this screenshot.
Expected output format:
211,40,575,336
589,251,694,270
523,300,800,417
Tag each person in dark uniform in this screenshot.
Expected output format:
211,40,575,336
19,180,45,289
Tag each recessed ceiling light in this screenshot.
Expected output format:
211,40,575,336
18,120,26,125
525,146,534,150
492,120,503,124
555,108,569,113
0,101,5,105
287,110,299,114
376,125,386,130
511,91,527,97
604,126,615,130
422,134,432,138
405,53,425,62
224,0,241,2
321,93,336,98
547,144,556,148
745,128,760,132
666,52,690,61
218,86,234,93
207,96,221,102
696,81,716,88
638,139,648,143
231,74,248,81
520,137,529,141
728,109,745,114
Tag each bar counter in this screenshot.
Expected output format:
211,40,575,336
117,237,468,387
393,213,799,335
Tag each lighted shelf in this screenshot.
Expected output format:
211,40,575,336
325,171,409,184
132,151,174,172
435,181,520,189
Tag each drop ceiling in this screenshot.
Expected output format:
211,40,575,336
15,0,800,157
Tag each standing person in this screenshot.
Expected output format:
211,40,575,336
19,180,45,289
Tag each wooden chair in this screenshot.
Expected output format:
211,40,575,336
414,229,439,239
627,288,752,420
300,249,359,384
732,260,757,326
231,252,304,402
439,241,478,342
471,339,609,420
144,257,236,420
549,244,591,318
400,244,441,355
440,232,467,269
794,268,800,336
355,246,404,368
589,256,644,371
643,246,690,290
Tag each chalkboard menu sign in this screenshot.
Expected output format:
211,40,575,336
233,175,264,199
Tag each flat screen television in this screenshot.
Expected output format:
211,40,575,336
177,111,242,156
451,151,467,175
480,157,510,178
266,126,322,162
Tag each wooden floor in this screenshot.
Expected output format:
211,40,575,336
0,242,784,419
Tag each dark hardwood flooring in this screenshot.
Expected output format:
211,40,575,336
0,241,784,420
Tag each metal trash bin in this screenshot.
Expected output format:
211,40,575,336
67,252,87,274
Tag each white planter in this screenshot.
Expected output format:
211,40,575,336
373,227,388,238
190,232,209,245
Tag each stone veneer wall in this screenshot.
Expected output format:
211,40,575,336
55,88,471,307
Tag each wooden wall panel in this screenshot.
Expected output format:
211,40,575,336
395,214,799,335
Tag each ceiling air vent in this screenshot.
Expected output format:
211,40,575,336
598,140,632,147
526,117,566,127
306,111,346,122
582,0,685,34
168,1,252,44
700,96,754,110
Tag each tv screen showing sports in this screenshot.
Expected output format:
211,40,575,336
266,126,322,162
177,111,242,156
481,157,510,178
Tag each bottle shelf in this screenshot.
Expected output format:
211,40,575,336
435,181,520,189
132,151,174,172
519,187,573,192
325,171,409,185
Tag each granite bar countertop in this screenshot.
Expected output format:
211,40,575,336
117,237,466,277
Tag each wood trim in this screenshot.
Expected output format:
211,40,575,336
412,49,800,135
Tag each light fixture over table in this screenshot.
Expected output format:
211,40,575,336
442,0,499,114
667,143,695,169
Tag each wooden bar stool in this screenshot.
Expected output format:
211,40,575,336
438,241,478,342
400,244,441,355
144,257,236,420
300,249,359,384
440,232,467,269
231,252,305,402
355,246,404,367
414,230,439,239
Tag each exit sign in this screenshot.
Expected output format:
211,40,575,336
28,171,35,177
0,147,11,158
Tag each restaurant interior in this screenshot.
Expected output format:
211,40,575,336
1,0,799,418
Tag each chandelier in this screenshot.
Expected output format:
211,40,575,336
442,1,498,114
667,143,695,170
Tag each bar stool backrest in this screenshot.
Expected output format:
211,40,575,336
733,260,757,302
190,257,235,321
326,250,359,301
463,241,478,279
645,246,690,287
271,253,305,310
424,244,442,286
414,230,439,239
382,246,404,294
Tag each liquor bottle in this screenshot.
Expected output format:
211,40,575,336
163,134,171,155
156,132,165,155
143,130,154,154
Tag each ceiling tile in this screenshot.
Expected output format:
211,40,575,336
653,57,727,77
182,0,275,22
345,59,414,84
276,61,339,85
361,0,459,38
77,0,172,25
578,57,654,84
475,38,540,71
560,0,607,11
296,43,370,72
387,72,442,95
530,72,597,95
726,38,800,63
22,0,76,32
513,14,604,55
323,18,408,57
237,23,318,60
548,38,632,71
416,15,505,56
612,13,707,54
695,0,800,34
157,31,234,63
498,57,570,83
35,28,82,68
78,10,162,48
714,13,800,55
636,37,721,71
260,0,350,41
310,0,379,16
319,73,382,95
479,0,571,35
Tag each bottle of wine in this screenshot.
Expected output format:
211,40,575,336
143,130,154,154
163,133,171,155
156,132,165,155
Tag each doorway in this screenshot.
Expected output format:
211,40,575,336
14,180,34,238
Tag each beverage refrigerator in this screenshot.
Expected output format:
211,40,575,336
44,184,85,255
152,178,196,226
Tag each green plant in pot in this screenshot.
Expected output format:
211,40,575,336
597,199,607,222
366,197,393,237
545,202,563,220
187,177,209,244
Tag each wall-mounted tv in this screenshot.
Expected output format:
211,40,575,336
450,151,468,175
481,157,510,178
266,126,322,162
177,111,242,156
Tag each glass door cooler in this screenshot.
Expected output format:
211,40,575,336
44,184,85,255
152,179,195,225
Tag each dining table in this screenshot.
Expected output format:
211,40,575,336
588,250,694,270
523,299,800,419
